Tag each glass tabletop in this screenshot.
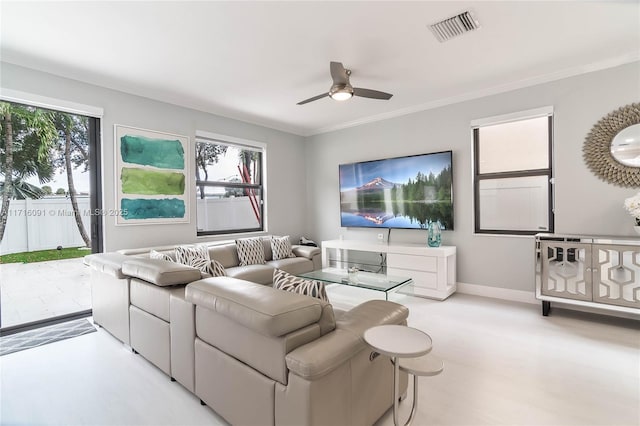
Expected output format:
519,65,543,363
298,267,412,292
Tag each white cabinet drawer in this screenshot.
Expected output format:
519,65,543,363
387,268,438,289
388,253,437,272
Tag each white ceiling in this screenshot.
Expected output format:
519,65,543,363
1,1,639,136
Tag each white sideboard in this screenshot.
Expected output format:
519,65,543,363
535,233,640,316
321,239,457,300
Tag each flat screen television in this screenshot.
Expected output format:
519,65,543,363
339,151,453,230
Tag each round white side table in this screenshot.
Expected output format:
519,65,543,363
363,325,432,426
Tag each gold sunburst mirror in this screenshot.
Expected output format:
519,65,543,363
583,103,640,187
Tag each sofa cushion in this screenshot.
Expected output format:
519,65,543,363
122,258,201,287
225,264,274,285
261,237,273,261
273,269,329,303
267,257,314,276
236,238,266,266
271,236,295,260
208,244,239,269
186,277,324,337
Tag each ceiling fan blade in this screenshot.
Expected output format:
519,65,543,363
297,93,329,105
330,61,349,85
353,88,393,100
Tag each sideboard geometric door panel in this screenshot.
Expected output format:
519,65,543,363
540,241,591,301
593,245,640,309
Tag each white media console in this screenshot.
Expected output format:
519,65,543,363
321,239,457,300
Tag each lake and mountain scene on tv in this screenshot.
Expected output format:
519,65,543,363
339,151,453,230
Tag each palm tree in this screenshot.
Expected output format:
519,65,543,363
195,142,227,199
0,102,57,242
53,112,90,247
0,178,46,200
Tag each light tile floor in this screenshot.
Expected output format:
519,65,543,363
0,257,90,328
1,291,638,425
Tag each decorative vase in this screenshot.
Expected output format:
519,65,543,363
348,267,359,283
634,226,640,235
427,221,442,247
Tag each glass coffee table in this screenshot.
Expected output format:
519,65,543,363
298,267,413,300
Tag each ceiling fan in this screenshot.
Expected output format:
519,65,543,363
297,61,393,105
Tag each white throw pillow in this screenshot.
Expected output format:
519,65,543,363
149,250,174,262
235,238,266,266
175,245,211,274
273,269,329,303
270,235,295,260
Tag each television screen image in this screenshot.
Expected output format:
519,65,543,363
339,151,453,230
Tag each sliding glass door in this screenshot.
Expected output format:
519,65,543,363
0,100,102,332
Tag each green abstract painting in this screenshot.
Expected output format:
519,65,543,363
115,125,190,225
121,198,186,220
120,135,185,169
120,168,185,195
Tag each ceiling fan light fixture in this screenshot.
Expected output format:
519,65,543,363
297,62,392,105
329,84,354,101
330,90,353,101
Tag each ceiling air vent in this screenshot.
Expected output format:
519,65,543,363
429,11,480,43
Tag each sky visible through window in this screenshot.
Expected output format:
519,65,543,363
204,146,246,182
27,169,90,194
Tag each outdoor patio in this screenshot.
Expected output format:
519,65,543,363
0,258,90,328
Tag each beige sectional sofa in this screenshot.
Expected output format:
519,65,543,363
85,237,410,425
85,237,321,346
188,277,408,425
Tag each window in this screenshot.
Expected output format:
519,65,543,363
472,108,554,235
195,132,265,235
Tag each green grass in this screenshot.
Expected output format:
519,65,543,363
0,247,90,264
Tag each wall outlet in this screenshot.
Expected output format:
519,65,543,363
377,233,384,241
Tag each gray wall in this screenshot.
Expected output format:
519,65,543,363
3,60,639,293
305,62,640,292
1,62,308,251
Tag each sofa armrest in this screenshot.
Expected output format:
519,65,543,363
122,258,201,286
285,329,362,380
336,300,409,335
291,245,321,269
286,300,409,380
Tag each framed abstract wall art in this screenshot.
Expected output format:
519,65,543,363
114,125,190,225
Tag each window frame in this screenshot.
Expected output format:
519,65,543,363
472,109,554,236
194,131,266,236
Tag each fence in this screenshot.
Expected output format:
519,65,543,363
195,197,260,233
0,196,91,255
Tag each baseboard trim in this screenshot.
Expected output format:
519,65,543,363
456,282,537,305
456,283,639,320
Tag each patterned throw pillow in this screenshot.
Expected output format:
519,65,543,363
206,259,227,277
271,235,296,260
236,238,266,266
149,250,174,262
175,245,211,274
273,269,329,303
